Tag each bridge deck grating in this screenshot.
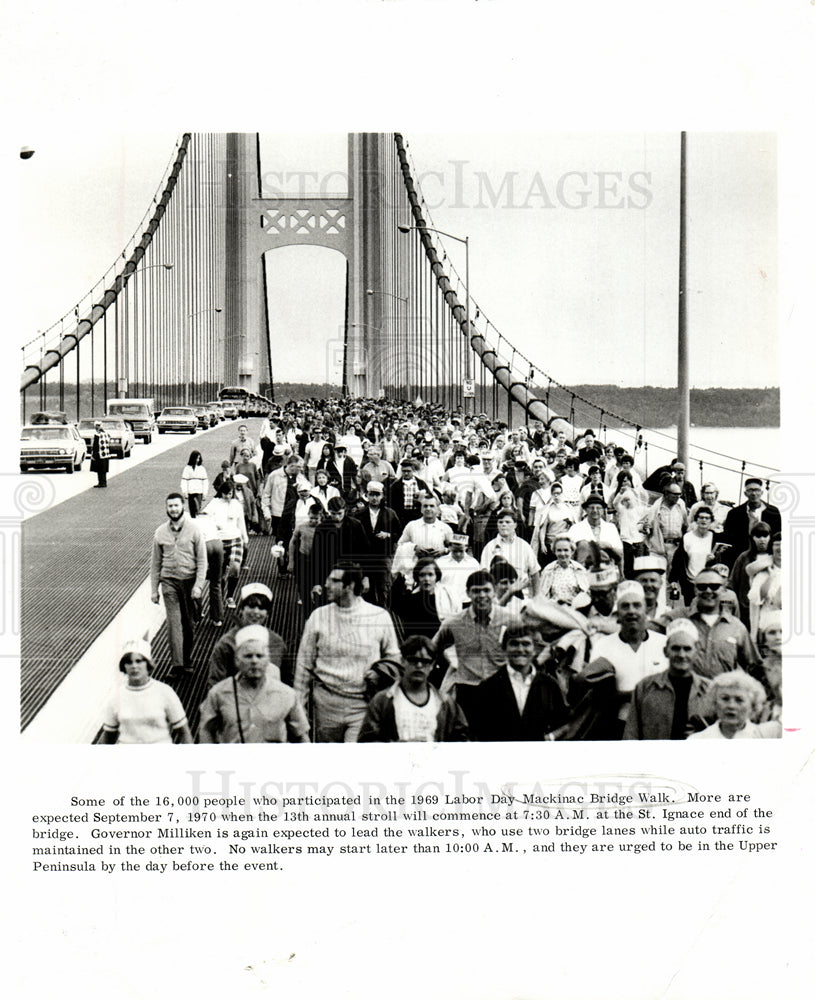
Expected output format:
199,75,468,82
20,420,279,732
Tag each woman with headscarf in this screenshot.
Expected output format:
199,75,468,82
729,521,772,626
100,639,192,744
747,531,782,640
756,608,782,723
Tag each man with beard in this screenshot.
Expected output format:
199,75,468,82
150,492,207,676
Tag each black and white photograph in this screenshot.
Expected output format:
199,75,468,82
16,131,782,745
2,4,813,1000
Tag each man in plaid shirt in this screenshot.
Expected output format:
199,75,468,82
90,420,112,488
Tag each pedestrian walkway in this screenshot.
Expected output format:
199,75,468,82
20,420,296,732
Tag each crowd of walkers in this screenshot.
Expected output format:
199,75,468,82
101,397,782,744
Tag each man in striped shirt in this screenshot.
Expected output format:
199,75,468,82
294,561,400,742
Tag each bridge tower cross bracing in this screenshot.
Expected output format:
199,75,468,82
223,133,387,398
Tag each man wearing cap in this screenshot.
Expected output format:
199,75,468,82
633,554,672,632
643,456,693,501
90,420,112,488
582,563,620,634
722,478,781,560
199,624,309,743
669,568,761,679
151,493,208,676
586,580,670,736
295,561,400,742
567,495,623,564
389,459,432,527
623,619,710,740
642,480,688,565
207,583,290,688
356,480,401,607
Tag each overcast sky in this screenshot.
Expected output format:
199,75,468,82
16,131,777,388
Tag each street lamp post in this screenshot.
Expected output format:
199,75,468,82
186,307,222,405
398,224,471,413
366,289,408,399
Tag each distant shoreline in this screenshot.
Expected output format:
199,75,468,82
272,383,780,428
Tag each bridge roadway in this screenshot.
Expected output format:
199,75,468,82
21,418,303,740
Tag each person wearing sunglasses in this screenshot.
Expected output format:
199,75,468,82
672,569,761,680
357,636,468,743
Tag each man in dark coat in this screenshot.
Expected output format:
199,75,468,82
722,477,781,560
327,443,358,497
456,624,569,741
388,458,432,526
356,480,401,606
309,496,367,604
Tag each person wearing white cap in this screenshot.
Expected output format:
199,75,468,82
207,583,289,690
623,619,710,740
100,640,192,744
587,580,670,736
633,554,671,631
199,625,309,743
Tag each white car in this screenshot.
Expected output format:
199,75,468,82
77,417,136,459
20,424,87,474
157,407,198,434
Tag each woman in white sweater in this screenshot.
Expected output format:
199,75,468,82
180,450,209,518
